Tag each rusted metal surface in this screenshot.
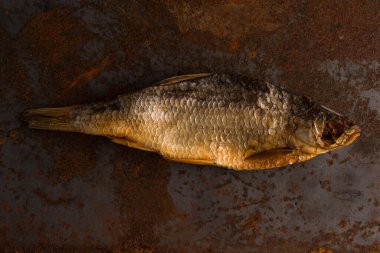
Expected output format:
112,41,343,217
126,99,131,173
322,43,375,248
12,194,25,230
0,0,379,252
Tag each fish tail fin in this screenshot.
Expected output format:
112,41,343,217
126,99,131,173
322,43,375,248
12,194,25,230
23,106,79,132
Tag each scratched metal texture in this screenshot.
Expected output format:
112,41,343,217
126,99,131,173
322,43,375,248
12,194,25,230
0,1,379,252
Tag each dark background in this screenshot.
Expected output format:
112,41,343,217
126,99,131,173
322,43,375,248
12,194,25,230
0,0,379,252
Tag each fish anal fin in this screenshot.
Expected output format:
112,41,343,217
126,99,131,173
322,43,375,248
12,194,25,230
157,73,212,86
244,148,295,162
164,156,215,166
111,138,155,152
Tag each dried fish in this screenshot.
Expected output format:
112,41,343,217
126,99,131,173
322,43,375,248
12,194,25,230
24,74,360,170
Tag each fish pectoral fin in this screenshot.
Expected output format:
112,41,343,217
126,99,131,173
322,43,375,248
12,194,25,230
244,148,295,162
164,156,215,166
111,138,155,152
157,73,212,86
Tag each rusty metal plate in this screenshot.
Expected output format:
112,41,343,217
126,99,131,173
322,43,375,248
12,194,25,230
0,1,379,252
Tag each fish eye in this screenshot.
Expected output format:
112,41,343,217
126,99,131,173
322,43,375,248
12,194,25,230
322,130,332,141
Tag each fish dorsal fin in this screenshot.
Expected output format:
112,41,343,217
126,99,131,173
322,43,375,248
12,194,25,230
157,73,212,86
244,148,294,162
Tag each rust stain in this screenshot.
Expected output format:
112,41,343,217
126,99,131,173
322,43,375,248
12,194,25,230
228,39,240,52
32,188,73,207
307,1,380,60
250,48,258,59
0,28,29,104
37,133,98,183
240,211,262,232
339,157,351,164
112,149,177,252
19,8,96,105
309,247,333,253
338,219,347,228
0,138,6,145
19,8,93,67
8,130,18,140
162,0,284,38
68,55,112,89
160,0,289,52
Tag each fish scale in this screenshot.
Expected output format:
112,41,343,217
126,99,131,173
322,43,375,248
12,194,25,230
72,74,291,169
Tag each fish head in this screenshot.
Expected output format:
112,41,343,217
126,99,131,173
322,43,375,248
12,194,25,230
292,105,361,155
312,109,361,152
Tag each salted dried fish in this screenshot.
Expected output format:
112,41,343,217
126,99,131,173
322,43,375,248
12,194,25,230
24,74,360,170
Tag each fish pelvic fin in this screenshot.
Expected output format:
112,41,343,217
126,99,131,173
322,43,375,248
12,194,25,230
23,106,78,132
244,148,295,162
163,156,216,166
111,137,156,152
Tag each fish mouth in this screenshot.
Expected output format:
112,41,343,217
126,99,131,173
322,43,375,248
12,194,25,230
344,126,361,145
306,125,361,153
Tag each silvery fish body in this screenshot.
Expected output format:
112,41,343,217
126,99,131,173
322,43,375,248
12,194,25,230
25,73,360,170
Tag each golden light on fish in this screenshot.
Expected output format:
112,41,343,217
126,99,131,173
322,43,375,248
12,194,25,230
24,74,360,170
